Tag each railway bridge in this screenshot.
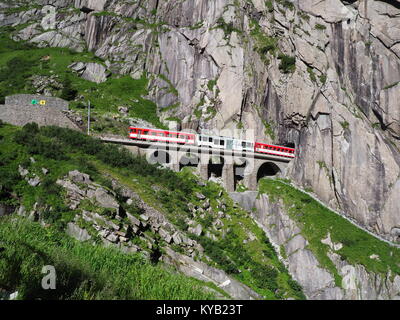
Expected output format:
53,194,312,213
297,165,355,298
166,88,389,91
100,137,293,192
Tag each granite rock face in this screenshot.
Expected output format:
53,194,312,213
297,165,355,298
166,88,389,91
248,193,400,300
1,0,400,257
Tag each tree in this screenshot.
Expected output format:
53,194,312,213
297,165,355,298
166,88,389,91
60,77,77,101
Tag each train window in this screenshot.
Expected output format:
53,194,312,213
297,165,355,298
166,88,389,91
247,143,252,148
214,139,219,144
209,137,213,142
220,140,225,146
242,142,246,148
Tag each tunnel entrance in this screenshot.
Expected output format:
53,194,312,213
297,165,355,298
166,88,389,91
179,153,200,171
208,156,224,179
149,150,171,165
257,162,281,182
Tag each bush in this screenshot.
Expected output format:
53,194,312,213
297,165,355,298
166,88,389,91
251,265,279,291
60,77,78,101
278,54,296,73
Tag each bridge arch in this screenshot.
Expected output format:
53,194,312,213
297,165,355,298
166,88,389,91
149,149,171,165
208,156,225,179
256,161,281,182
234,158,249,190
179,152,200,171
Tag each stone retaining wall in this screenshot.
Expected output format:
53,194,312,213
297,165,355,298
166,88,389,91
0,104,80,130
5,94,69,111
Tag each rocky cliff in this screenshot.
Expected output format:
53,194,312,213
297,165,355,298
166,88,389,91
1,0,400,299
231,183,400,300
1,0,398,243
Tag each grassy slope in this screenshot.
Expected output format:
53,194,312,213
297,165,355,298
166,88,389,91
0,123,305,299
0,123,215,299
0,216,215,300
0,26,165,133
259,178,400,285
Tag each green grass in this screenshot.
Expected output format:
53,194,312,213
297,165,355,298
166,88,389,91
383,82,399,90
278,54,296,74
315,24,327,31
259,179,400,286
212,17,242,39
0,216,215,300
250,20,278,61
307,67,317,83
275,0,295,10
340,120,350,130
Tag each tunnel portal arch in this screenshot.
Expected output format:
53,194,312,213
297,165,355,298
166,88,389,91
257,162,281,182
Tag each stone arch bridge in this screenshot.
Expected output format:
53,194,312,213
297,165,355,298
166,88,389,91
101,137,292,192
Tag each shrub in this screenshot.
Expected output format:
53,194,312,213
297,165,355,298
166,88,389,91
278,54,296,73
251,265,279,291
315,23,327,30
60,77,78,101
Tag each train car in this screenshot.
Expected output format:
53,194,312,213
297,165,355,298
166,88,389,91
129,127,196,145
128,127,295,159
254,142,295,158
197,134,254,152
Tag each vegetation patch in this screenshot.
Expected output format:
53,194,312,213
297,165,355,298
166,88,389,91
278,54,296,74
0,27,164,130
259,179,400,286
0,216,214,300
0,123,306,300
315,23,327,30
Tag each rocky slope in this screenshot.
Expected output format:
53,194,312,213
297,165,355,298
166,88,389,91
1,0,399,243
0,123,306,299
231,182,400,300
1,0,400,299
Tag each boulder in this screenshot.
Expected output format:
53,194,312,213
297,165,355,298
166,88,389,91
159,228,170,240
172,232,182,245
57,179,85,199
202,199,210,209
81,62,108,84
126,212,141,227
28,176,41,187
188,224,203,236
94,188,119,209
106,233,119,243
18,165,29,177
118,106,129,116
68,170,91,184
68,62,86,73
66,223,91,241
195,192,206,200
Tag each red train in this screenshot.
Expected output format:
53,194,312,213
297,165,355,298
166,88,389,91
129,127,295,158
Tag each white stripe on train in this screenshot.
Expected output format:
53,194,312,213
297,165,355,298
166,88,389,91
130,134,295,158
